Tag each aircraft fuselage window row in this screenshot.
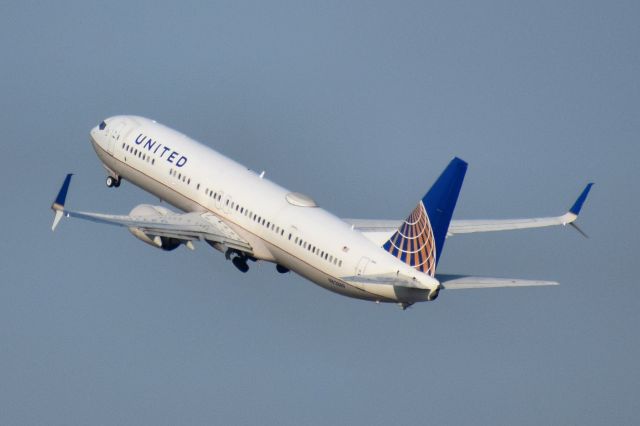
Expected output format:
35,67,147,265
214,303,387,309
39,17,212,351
122,143,155,165
165,167,344,268
118,139,345,269
168,168,191,185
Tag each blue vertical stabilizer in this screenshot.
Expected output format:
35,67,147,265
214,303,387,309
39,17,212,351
382,158,467,276
422,157,467,264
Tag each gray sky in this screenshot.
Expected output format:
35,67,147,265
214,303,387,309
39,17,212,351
1,1,638,424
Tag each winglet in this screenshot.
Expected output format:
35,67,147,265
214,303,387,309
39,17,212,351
51,174,73,231
569,183,593,216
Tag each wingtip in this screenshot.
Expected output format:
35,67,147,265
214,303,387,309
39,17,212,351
51,174,73,231
52,173,73,209
569,182,593,216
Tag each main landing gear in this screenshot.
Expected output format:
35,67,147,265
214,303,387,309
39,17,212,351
106,176,121,188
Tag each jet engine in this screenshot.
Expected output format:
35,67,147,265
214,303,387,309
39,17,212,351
427,286,440,301
127,204,182,251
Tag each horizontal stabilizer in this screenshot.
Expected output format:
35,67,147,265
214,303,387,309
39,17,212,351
342,273,431,289
437,274,558,290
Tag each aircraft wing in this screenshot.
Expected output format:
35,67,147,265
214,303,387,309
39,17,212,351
50,174,253,253
437,274,558,289
344,183,593,240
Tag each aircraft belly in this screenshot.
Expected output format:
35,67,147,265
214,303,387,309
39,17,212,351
265,243,397,303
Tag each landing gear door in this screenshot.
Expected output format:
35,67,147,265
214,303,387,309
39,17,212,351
356,257,370,276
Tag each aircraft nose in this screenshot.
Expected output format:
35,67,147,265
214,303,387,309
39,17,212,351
89,126,99,144
90,119,108,146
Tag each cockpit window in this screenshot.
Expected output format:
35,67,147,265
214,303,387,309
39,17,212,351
99,121,107,130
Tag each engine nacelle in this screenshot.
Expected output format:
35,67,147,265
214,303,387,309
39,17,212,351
427,286,440,301
127,204,182,251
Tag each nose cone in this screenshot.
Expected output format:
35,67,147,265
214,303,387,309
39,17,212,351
89,125,101,147
90,118,110,149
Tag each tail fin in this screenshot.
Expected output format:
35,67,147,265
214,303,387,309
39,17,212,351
382,157,467,276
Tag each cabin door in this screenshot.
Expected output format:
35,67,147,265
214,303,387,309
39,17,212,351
356,257,370,276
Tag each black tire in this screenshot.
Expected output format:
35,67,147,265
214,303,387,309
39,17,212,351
106,176,115,187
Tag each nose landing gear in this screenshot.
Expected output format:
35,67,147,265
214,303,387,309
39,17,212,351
106,176,121,188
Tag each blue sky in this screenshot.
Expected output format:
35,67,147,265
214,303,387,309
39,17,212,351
1,1,638,424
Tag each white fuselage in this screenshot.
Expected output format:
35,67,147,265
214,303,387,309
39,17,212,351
89,115,439,304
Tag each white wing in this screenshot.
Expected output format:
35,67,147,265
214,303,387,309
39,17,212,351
344,183,593,242
51,174,252,254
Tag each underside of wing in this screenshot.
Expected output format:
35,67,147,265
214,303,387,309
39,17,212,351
437,274,558,290
63,209,253,253
51,174,252,254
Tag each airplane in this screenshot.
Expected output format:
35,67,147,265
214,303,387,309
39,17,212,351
51,115,593,309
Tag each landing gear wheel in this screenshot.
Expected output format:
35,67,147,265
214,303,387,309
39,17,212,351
106,176,121,188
